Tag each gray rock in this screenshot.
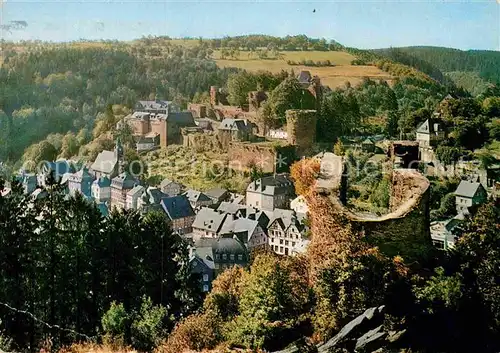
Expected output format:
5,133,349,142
355,325,386,351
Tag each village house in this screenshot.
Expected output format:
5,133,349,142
205,187,230,205
217,118,253,143
220,217,268,250
192,208,229,241
290,195,309,216
183,189,213,210
67,167,94,198
454,180,488,214
159,179,184,197
189,247,215,293
136,132,160,153
17,173,38,195
136,187,167,213
267,209,307,256
416,117,446,163
110,172,140,209
37,160,76,187
160,195,196,235
90,140,123,180
246,174,295,211
91,176,111,203
126,185,145,210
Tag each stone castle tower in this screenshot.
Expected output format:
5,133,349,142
286,109,317,154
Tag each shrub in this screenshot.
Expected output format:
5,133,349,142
101,302,129,345
130,296,168,352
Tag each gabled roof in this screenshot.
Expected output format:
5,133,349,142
217,201,247,215
192,207,228,233
268,208,304,233
220,218,260,242
246,174,294,195
91,150,118,174
111,172,139,190
190,249,215,270
93,176,111,188
183,189,212,204
160,195,195,221
69,167,94,183
205,187,229,200
127,185,145,197
136,100,172,110
455,180,485,198
219,118,250,132
160,178,183,189
168,111,196,125
297,70,312,84
140,187,167,205
41,160,76,177
362,138,374,145
212,237,247,256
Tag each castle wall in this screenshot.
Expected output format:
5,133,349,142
310,153,433,263
228,143,296,174
150,119,167,148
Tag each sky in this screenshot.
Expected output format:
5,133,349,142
0,0,499,50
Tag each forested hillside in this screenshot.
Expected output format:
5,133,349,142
0,44,236,162
375,46,500,96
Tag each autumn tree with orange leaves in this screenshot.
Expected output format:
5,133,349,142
290,158,321,196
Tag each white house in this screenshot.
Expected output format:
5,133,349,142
290,195,309,215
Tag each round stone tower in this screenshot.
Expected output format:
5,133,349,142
286,109,317,153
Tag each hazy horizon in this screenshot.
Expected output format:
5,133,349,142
1,0,499,51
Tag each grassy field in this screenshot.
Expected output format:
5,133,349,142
213,50,393,88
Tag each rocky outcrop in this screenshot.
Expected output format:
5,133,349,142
273,306,406,353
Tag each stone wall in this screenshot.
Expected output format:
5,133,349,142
310,153,433,262
228,142,296,174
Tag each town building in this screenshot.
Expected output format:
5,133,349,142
183,189,213,210
67,167,94,198
205,187,230,205
160,195,196,235
90,140,123,179
454,180,488,214
189,248,215,293
37,160,76,187
416,118,446,163
110,172,140,209
192,207,229,241
361,138,376,153
290,195,309,216
121,105,196,149
137,187,167,213
267,209,307,256
126,185,145,210
136,132,160,153
220,217,267,250
246,174,295,211
159,179,184,197
91,176,111,203
134,100,179,115
17,173,38,195
217,118,253,144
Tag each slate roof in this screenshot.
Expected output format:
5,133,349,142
69,167,94,183
219,118,250,132
205,187,229,200
168,111,196,125
417,119,442,135
41,160,76,178
220,218,260,242
93,176,111,188
217,201,246,215
192,207,228,233
140,187,167,205
246,174,294,196
111,172,139,190
297,70,312,84
136,100,172,110
362,138,374,145
269,208,305,232
97,202,109,217
183,189,212,204
160,195,195,221
455,180,484,198
212,237,247,256
190,248,215,270
127,185,145,197
160,178,183,190
91,150,118,175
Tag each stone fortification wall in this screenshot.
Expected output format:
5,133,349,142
228,142,296,174
309,152,433,262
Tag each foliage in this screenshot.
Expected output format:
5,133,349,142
0,181,200,350
130,296,168,351
22,140,58,171
430,192,457,221
435,146,464,165
226,71,258,107
262,77,316,126
333,140,345,156
101,302,129,343
290,158,321,196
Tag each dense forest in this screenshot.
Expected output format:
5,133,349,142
375,46,500,96
0,44,237,163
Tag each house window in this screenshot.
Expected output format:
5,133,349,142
238,254,243,261
203,285,209,292
203,274,209,282
256,201,259,206
280,246,283,252
222,254,227,260
230,254,235,261
215,254,220,260
271,238,274,243
280,239,283,245
292,242,296,247
285,240,289,246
